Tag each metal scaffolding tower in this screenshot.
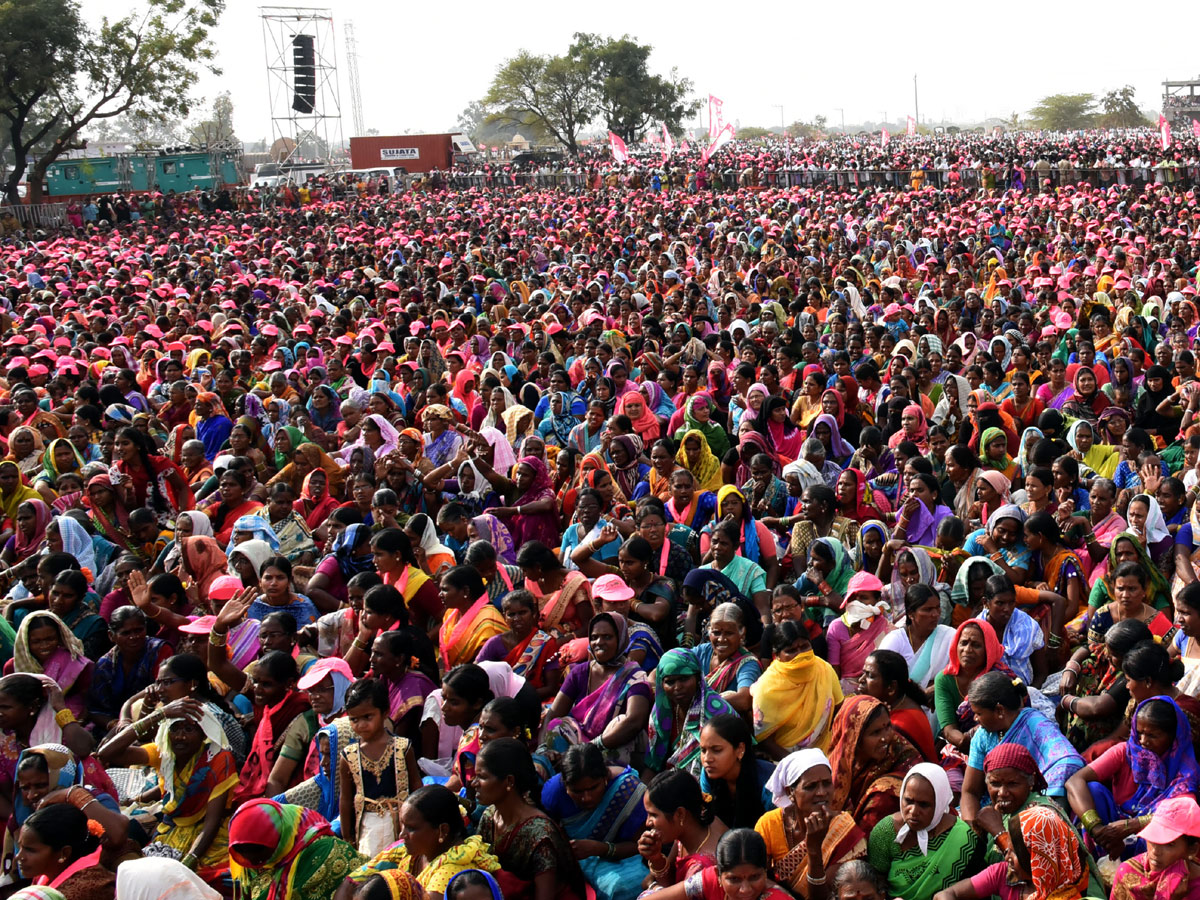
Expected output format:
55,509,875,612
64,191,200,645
344,21,365,137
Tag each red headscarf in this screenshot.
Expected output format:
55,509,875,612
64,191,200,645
942,617,1005,676
820,389,845,427
839,468,888,525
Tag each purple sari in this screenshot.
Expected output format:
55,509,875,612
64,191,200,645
905,501,953,546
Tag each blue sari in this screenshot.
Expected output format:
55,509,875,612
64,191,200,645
544,766,649,900
275,717,355,830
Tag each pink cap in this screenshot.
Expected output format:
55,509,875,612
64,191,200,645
298,656,354,690
208,575,243,602
845,572,884,598
1139,796,1200,844
179,614,217,635
592,574,635,603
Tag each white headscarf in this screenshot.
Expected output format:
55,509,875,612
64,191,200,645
1130,493,1170,545
932,374,970,427
50,515,96,575
415,514,455,562
153,707,231,810
895,763,953,855
782,458,825,493
765,748,830,809
115,856,221,899
179,510,214,538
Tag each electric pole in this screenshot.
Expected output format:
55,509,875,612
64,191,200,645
914,73,920,126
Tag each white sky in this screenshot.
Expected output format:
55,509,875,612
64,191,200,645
88,0,1192,141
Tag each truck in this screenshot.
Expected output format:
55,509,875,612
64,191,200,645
348,133,477,174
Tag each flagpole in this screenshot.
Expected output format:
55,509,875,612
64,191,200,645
914,74,919,127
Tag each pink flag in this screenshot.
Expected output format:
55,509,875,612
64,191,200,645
680,140,690,152
1159,115,1172,150
608,131,629,164
881,129,889,148
708,95,725,143
1194,120,1200,139
702,123,735,164
662,124,674,154
906,116,916,136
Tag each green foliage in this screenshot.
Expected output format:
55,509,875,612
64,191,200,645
736,126,772,140
483,50,596,154
482,34,697,153
0,0,225,201
1100,85,1150,128
187,91,237,147
568,33,698,143
1026,93,1097,130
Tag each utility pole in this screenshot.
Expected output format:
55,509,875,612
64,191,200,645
773,104,784,134
914,73,920,126
835,108,845,132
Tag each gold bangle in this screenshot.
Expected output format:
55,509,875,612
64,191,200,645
54,708,76,728
209,630,227,647
352,638,370,652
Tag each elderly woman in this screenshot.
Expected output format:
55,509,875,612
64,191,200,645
646,648,738,777
754,749,867,898
690,602,762,712
867,764,983,900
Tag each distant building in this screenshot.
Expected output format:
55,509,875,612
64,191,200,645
1162,78,1200,129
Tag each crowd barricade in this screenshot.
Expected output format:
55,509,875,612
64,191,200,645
1,202,67,228
438,166,1200,194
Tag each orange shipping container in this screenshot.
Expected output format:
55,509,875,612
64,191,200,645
349,134,454,173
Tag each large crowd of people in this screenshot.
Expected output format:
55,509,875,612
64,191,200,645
3,125,1200,900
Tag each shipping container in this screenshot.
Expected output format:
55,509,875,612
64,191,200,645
44,150,242,198
349,133,462,173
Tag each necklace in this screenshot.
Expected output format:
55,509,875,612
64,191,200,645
359,737,396,778
681,825,712,858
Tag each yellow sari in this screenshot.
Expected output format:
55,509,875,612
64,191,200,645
750,650,843,752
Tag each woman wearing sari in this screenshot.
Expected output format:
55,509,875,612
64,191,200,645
836,468,889,527
82,474,134,556
691,602,761,711
476,591,561,700
1,498,51,566
32,439,85,503
829,695,923,835
673,395,729,460
540,391,583,449
0,460,42,532
482,455,559,549
293,470,340,532
1066,696,1200,861
1061,367,1111,423
1036,357,1074,409
978,427,1018,482
933,618,1014,790
438,566,507,670
1068,421,1120,480
269,442,345,500
646,648,738,778
674,430,723,493
10,612,92,720
1023,511,1087,620
94,705,237,879
867,764,982,900
616,391,661,448
542,743,649,900
755,748,867,899
5,427,45,480
958,672,1085,830
1087,532,1172,612
469,513,516,565
943,445,983,526
751,620,843,757
228,799,364,900
542,612,651,764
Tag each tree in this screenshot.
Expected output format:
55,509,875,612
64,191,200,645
568,33,698,143
1100,85,1150,128
0,0,224,203
186,91,237,147
456,101,488,141
736,126,771,140
1026,93,1097,131
483,51,597,154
